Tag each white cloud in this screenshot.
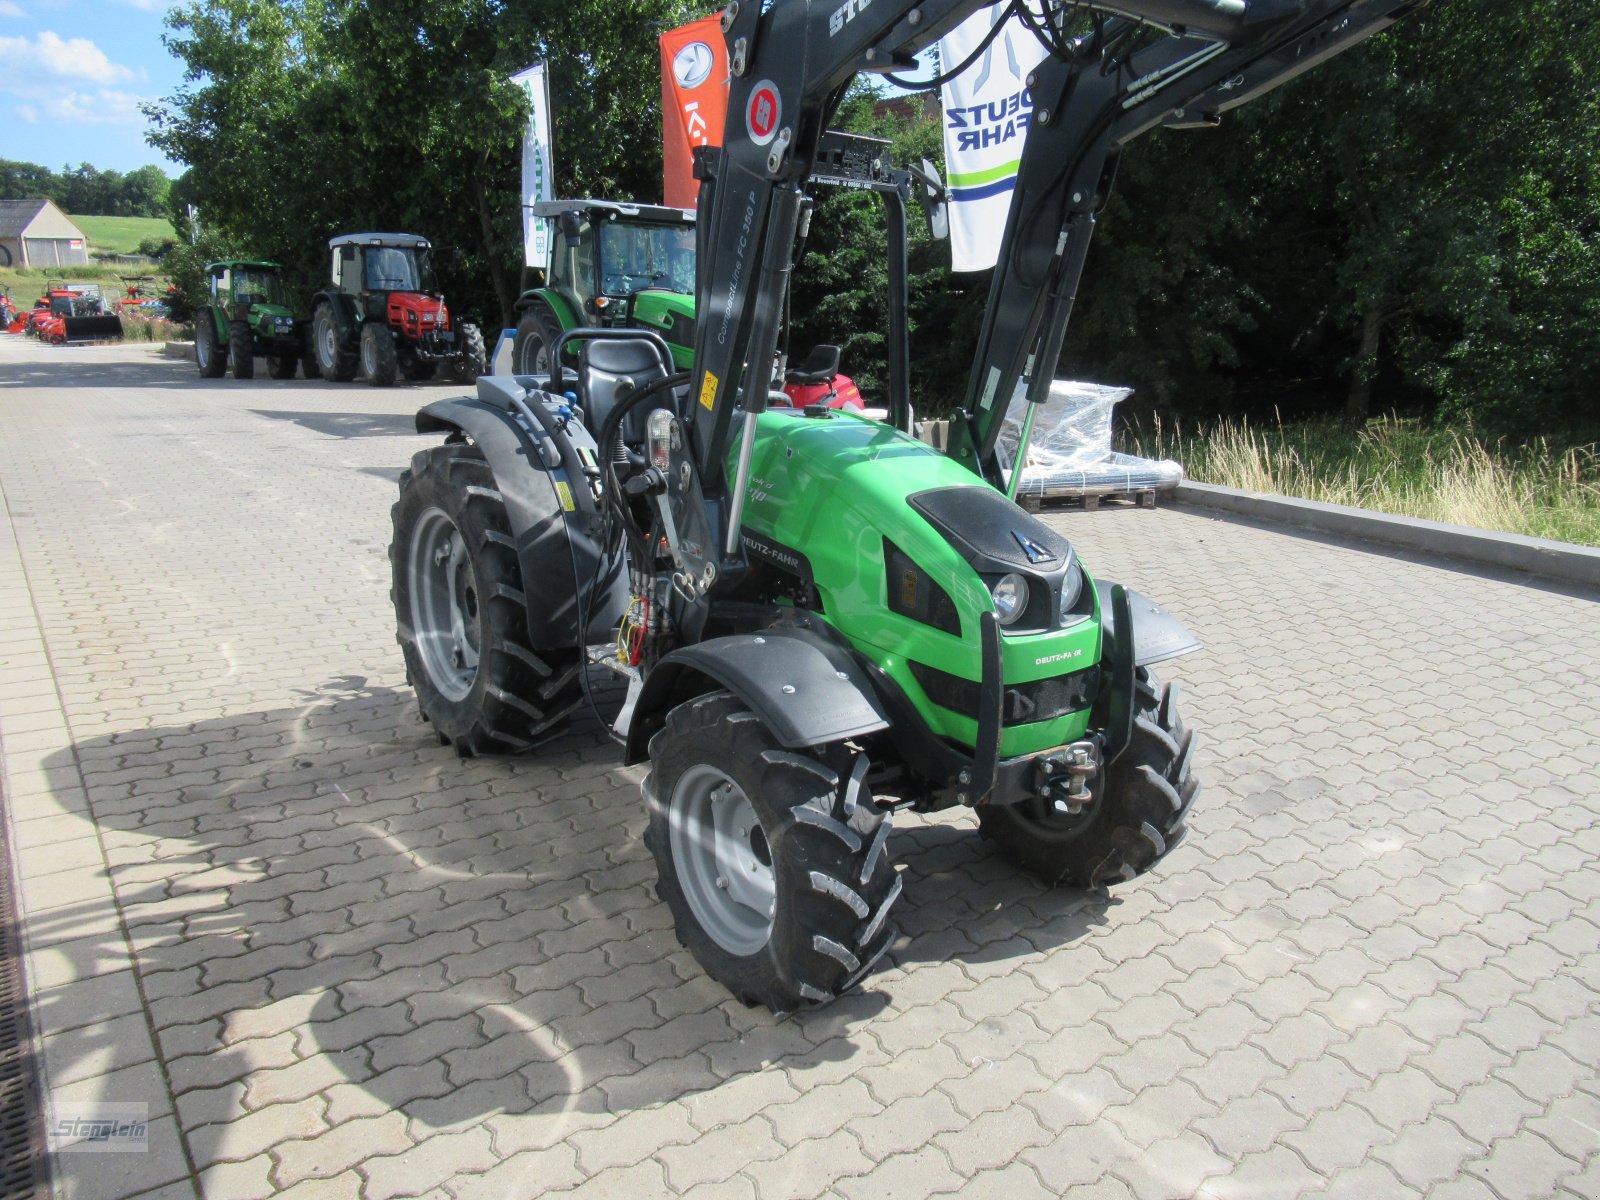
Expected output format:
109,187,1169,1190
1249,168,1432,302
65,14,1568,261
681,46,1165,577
0,2,25,17
115,0,168,9
0,31,142,89
31,89,149,126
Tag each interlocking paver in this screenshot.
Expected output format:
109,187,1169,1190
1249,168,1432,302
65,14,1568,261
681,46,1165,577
3,337,1598,1198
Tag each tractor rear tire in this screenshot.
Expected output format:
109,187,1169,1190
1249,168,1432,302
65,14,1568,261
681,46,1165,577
978,667,1198,888
267,353,298,380
229,320,254,379
644,692,901,1012
390,443,583,756
513,307,560,377
314,304,358,382
450,322,486,384
362,324,399,387
194,309,226,378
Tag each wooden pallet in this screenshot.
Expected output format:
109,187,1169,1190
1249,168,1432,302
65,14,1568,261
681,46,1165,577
1016,488,1160,513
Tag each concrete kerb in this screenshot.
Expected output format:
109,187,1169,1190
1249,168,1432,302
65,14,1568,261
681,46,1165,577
1173,479,1600,590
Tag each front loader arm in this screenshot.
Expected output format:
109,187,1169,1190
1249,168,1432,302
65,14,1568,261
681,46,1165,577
677,0,1426,610
944,0,1429,481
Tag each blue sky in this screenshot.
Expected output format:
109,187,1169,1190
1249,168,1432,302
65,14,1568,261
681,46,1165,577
0,0,187,176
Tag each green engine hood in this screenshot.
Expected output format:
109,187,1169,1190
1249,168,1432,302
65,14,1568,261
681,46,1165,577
734,409,1104,757
629,292,695,369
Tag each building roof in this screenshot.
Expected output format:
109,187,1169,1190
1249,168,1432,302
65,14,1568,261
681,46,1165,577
0,198,50,239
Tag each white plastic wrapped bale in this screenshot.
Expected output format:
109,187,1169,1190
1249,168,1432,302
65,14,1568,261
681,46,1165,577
996,379,1184,501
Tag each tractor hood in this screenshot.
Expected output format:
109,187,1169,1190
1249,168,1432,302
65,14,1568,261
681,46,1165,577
385,292,451,332
629,292,695,368
734,409,1104,756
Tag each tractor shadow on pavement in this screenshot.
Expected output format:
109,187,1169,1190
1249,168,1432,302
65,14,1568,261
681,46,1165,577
0,349,206,391
43,675,1113,1150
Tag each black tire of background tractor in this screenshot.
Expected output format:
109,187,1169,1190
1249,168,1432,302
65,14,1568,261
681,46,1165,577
643,691,902,1013
390,443,583,756
194,309,226,378
228,320,255,379
512,307,560,377
450,322,486,384
978,666,1198,888
402,356,437,381
361,323,399,387
314,305,358,382
266,352,298,380
299,331,322,380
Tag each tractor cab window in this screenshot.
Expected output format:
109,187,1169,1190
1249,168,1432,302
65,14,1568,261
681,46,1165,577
549,218,597,308
363,246,434,293
231,268,283,309
598,221,694,297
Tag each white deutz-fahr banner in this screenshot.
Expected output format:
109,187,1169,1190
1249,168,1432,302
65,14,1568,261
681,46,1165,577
938,4,1049,272
511,62,555,269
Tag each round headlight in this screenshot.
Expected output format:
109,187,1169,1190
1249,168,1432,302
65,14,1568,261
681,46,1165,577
991,573,1027,626
1058,564,1084,624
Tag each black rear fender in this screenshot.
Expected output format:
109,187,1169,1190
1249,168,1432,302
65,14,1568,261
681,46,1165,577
413,391,626,651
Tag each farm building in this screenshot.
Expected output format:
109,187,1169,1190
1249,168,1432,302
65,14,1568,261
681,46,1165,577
0,198,91,268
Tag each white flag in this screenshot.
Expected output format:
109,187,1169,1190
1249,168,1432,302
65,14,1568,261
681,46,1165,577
511,63,555,268
939,6,1049,272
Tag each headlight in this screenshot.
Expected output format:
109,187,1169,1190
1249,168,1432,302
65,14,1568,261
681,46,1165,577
1058,564,1083,624
991,573,1027,626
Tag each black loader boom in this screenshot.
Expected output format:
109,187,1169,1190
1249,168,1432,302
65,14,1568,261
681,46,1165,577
678,0,1425,609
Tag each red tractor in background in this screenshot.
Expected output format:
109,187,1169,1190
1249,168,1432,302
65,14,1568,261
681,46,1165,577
309,233,485,387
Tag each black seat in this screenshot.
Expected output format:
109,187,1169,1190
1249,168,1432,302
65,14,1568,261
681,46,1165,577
579,337,672,447
785,343,841,386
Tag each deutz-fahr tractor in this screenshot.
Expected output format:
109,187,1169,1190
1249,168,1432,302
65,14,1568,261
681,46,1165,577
194,260,313,380
389,0,1423,1012
311,233,485,387
511,200,697,377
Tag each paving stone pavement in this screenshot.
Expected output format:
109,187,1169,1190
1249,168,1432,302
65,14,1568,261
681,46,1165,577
1,336,1597,1200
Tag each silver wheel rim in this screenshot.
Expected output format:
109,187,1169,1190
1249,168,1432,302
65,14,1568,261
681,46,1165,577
197,327,210,368
408,506,479,702
517,332,547,375
669,765,775,956
319,316,336,369
362,333,376,376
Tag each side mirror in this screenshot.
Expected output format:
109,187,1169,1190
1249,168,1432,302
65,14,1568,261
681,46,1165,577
557,211,583,248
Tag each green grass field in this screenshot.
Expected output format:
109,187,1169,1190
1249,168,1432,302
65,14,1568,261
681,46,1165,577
70,214,175,257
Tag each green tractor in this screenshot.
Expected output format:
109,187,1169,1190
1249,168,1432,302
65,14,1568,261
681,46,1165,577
390,0,1420,1012
510,200,696,377
194,260,314,381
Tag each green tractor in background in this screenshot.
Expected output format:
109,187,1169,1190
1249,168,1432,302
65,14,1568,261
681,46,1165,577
194,260,315,381
511,200,696,377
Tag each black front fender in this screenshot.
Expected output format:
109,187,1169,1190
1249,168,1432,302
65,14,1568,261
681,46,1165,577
1095,581,1201,667
622,628,891,765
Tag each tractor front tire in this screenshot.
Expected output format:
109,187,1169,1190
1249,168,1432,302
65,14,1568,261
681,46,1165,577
361,323,399,387
314,305,358,382
450,322,486,384
194,309,226,378
390,443,583,756
512,307,560,377
644,692,901,1012
978,667,1198,888
228,320,254,379
267,352,298,380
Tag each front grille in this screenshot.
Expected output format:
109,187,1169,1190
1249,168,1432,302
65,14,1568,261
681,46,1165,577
910,661,1098,726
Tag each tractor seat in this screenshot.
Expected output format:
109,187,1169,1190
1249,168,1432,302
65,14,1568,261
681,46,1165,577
784,343,841,386
579,337,673,448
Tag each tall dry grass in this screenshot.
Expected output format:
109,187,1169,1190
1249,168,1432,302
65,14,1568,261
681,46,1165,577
1129,415,1600,548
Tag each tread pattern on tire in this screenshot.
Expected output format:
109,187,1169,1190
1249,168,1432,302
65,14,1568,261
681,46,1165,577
643,691,903,1013
977,667,1199,888
228,320,254,379
389,443,582,756
195,309,227,378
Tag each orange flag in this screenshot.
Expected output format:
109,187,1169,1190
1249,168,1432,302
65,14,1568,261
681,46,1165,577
660,14,729,208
